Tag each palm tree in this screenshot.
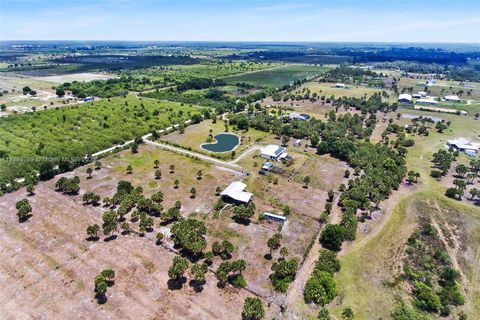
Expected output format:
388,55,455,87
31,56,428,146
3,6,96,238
303,176,311,188
470,188,479,200
190,187,196,198
154,159,160,168
170,164,175,173
95,161,102,170
86,167,93,179
174,179,179,189
127,165,133,174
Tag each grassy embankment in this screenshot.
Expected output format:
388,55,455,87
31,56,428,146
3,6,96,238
330,109,480,319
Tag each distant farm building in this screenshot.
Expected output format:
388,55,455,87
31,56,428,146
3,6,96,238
260,145,291,161
412,94,422,99
289,112,310,121
335,83,346,88
416,98,438,105
418,91,427,97
220,181,253,204
84,97,94,102
398,93,412,104
447,138,480,156
444,95,460,102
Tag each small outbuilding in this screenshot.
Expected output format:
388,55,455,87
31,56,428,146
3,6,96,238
444,95,460,102
289,112,310,121
220,181,253,204
335,83,346,88
262,162,274,171
416,98,438,105
263,212,287,223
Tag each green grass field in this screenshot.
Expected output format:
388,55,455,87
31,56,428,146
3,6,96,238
304,82,394,101
127,61,280,83
398,78,480,101
330,108,480,319
159,118,274,157
224,64,329,89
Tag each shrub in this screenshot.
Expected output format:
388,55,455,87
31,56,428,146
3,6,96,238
304,271,337,305
315,249,340,275
320,224,345,252
413,281,441,313
430,170,443,179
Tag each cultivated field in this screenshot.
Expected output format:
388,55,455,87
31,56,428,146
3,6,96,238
0,96,205,180
224,64,329,89
304,82,393,100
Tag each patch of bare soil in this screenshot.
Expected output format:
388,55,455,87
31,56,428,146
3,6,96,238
0,150,281,319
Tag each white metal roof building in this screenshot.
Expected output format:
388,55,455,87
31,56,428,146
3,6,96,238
447,138,480,154
335,83,346,88
263,212,287,223
444,95,460,102
260,145,289,161
398,93,412,103
416,98,438,105
220,181,253,204
289,112,310,121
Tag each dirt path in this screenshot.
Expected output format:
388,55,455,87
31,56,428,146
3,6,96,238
228,145,261,164
283,230,322,319
145,140,243,171
429,211,468,289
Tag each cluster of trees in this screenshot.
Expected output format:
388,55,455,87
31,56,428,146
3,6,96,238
94,269,115,303
270,257,298,293
144,84,270,115
15,198,32,222
317,115,407,250
212,240,235,260
232,202,256,223
55,76,157,98
216,259,247,288
318,65,379,84
432,149,480,201
171,218,207,257
85,180,183,241
83,191,101,206
402,219,465,316
304,249,340,306
176,78,226,91
0,96,202,184
55,176,80,195
242,297,265,320
431,149,456,176
22,86,37,96
446,160,480,200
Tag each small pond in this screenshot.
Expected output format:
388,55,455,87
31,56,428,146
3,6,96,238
201,133,240,153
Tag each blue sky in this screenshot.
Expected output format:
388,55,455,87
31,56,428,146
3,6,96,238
1,0,479,42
